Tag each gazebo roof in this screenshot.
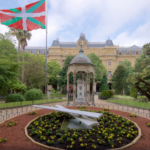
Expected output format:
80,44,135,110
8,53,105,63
70,48,93,65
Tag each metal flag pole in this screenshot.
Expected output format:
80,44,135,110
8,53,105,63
45,0,48,99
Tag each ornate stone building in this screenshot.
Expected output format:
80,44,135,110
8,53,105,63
24,34,142,89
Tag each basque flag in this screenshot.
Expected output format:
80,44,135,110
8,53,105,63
0,0,45,31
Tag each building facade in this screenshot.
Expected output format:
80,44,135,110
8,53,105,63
24,33,142,85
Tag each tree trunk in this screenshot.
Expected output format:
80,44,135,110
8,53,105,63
135,84,150,100
21,47,25,83
18,40,21,62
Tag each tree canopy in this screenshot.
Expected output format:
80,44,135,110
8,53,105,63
47,60,61,85
58,55,75,89
24,53,45,89
119,59,134,95
87,53,107,82
0,38,20,95
127,43,150,100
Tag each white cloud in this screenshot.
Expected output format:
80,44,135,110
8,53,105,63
114,21,150,46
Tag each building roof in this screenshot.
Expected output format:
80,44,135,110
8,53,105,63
70,48,93,65
15,34,143,55
116,45,142,54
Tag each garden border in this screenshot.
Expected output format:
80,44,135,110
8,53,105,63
24,107,142,150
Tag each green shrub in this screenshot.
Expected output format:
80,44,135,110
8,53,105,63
6,93,25,103
25,88,43,101
100,90,113,99
130,87,138,99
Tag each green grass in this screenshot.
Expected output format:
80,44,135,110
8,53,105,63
50,93,66,99
0,99,67,109
114,95,147,100
107,99,150,109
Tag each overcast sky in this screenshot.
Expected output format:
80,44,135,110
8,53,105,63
0,0,150,47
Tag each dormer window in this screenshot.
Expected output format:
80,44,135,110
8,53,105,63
127,50,131,55
135,51,139,55
118,50,122,55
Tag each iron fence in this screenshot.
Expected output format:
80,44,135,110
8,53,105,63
0,102,150,123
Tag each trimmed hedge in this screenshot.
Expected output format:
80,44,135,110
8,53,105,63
6,93,25,103
25,88,43,101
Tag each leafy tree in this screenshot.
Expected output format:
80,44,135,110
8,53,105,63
58,55,75,90
9,80,27,94
47,60,61,85
87,53,107,82
119,59,134,95
0,32,16,44
111,65,126,94
99,74,109,92
24,53,45,90
127,43,150,100
0,38,20,95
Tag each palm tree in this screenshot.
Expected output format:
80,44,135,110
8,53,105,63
9,28,32,83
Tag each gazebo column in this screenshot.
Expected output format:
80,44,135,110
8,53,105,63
73,73,76,106
85,75,87,104
87,73,90,105
92,75,95,105
67,74,69,106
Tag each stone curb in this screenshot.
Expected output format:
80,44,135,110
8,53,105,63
24,107,142,150
94,104,150,121
0,109,43,125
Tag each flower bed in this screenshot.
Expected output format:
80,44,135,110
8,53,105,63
26,109,140,150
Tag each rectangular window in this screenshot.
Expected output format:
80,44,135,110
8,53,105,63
108,60,111,65
98,51,100,54
108,71,112,78
119,61,122,64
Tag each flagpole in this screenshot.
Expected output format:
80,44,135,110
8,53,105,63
45,0,48,99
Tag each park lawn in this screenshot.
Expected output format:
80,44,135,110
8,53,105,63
114,95,147,100
50,93,66,98
107,99,150,109
0,99,67,109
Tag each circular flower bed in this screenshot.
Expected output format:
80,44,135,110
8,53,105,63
26,109,140,150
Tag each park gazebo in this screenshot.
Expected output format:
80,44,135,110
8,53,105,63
67,48,96,106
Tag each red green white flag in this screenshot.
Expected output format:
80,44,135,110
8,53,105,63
0,0,45,31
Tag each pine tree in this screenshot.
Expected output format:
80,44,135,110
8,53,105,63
111,65,126,94
99,75,109,92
